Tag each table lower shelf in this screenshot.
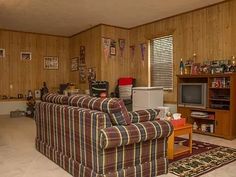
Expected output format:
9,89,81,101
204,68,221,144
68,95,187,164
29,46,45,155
174,144,191,156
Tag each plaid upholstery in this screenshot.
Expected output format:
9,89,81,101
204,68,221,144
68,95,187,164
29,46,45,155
35,102,112,174
35,99,173,177
42,93,68,105
128,109,160,123
69,95,131,125
100,120,173,149
101,139,169,176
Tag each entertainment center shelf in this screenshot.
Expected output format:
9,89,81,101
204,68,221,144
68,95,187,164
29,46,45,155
177,73,236,140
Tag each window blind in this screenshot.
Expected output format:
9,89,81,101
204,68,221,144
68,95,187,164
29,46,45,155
150,35,173,90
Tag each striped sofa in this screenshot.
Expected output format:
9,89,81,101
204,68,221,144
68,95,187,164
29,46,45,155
35,93,173,177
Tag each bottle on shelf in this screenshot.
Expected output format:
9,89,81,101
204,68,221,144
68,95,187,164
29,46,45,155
27,90,33,99
210,124,214,133
192,53,197,63
193,122,198,130
230,56,236,72
179,58,184,75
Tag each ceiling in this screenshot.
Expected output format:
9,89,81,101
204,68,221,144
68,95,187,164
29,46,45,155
0,0,225,37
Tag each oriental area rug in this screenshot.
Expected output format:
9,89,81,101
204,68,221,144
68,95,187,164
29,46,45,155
169,138,236,177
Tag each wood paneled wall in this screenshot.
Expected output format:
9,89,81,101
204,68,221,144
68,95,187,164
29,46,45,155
130,0,235,103
0,30,69,97
69,26,102,91
100,25,131,93
69,25,132,93
1,0,235,102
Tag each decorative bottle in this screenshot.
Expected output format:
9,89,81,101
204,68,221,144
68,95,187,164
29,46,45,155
180,58,184,75
40,82,49,100
230,56,236,72
193,122,198,130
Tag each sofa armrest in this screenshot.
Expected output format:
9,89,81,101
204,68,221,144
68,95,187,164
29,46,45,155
128,109,160,123
100,120,173,149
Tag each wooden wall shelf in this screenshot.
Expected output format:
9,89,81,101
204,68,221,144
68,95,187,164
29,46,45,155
0,99,26,102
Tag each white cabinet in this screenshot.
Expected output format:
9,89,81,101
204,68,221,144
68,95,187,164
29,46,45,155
132,87,163,111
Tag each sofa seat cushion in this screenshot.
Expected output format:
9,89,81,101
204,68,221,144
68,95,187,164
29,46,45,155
42,93,68,105
69,95,131,125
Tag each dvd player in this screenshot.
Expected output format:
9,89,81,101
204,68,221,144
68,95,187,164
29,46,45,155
191,111,208,118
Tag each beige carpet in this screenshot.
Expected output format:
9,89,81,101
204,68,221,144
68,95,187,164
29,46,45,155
0,115,70,177
0,115,236,177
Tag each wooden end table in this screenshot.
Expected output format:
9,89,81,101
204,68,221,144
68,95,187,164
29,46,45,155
167,123,193,159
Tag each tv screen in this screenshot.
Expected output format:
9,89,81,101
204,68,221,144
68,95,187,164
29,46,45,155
182,85,202,104
178,83,207,109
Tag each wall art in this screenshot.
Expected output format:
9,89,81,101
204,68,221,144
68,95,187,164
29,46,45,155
21,52,32,60
80,46,86,65
87,67,96,82
130,45,135,59
79,66,87,83
110,40,116,56
140,43,147,65
44,56,59,70
102,38,111,61
0,48,5,58
71,57,79,71
119,39,125,57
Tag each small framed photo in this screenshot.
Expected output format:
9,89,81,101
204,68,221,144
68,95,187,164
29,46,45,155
191,63,200,75
71,57,79,71
79,46,86,65
21,52,32,60
0,49,5,58
110,40,116,56
79,66,87,83
44,56,59,70
87,67,96,82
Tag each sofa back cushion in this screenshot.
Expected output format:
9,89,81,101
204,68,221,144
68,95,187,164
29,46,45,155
42,93,68,105
69,95,131,125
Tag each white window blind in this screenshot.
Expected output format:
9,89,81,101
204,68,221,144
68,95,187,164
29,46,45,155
150,35,173,90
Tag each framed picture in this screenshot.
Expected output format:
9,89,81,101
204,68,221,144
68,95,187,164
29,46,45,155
110,40,116,56
102,38,111,60
87,67,96,82
21,52,32,60
191,63,200,75
71,57,79,71
44,56,59,70
118,39,125,57
79,66,87,83
0,48,5,58
79,46,86,65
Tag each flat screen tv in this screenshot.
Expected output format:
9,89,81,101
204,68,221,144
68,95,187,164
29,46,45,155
178,83,207,109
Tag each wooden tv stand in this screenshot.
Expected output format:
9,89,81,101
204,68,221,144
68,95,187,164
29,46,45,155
177,74,236,140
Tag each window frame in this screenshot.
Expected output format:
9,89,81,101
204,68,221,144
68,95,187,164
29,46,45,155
148,34,174,91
